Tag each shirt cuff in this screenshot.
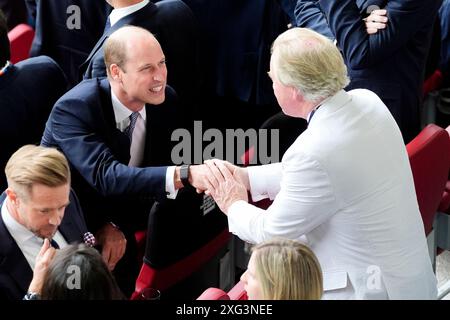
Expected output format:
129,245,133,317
165,166,178,199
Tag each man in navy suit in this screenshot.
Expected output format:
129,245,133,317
29,0,112,86
81,0,198,106
42,26,213,295
294,0,442,143
0,145,94,300
0,11,68,191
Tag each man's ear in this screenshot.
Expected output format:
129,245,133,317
5,188,17,204
110,64,121,81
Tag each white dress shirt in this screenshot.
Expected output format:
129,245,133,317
109,0,149,27
111,90,177,198
228,89,437,300
1,198,68,270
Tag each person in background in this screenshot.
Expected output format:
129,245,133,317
0,145,95,300
203,28,437,299
294,0,442,143
25,242,124,300
241,238,323,300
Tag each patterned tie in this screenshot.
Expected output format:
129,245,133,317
124,112,139,142
50,238,60,249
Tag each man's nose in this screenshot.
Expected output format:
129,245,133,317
48,212,62,226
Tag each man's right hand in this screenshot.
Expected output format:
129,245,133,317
364,9,388,35
96,223,127,271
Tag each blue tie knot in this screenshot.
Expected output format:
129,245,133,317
50,238,60,249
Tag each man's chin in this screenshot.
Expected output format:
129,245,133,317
36,230,57,240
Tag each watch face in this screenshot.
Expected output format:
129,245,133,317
25,292,40,300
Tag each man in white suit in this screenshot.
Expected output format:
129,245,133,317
204,28,437,299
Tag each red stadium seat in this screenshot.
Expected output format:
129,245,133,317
406,124,450,274
197,287,230,300
8,24,34,64
227,280,248,300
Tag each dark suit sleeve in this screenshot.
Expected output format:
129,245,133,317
317,0,441,70
294,0,334,39
49,98,167,199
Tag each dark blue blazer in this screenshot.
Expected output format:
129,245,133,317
41,78,180,232
81,0,198,105
30,0,112,86
0,190,89,300
294,0,442,143
182,0,289,105
0,56,68,191
440,0,450,79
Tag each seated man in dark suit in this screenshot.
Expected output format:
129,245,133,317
0,145,95,300
0,10,68,191
81,0,199,106
29,0,112,87
42,26,213,296
294,0,442,143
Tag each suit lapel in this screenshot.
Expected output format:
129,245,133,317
0,194,33,295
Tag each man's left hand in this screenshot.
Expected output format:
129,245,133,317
204,160,248,214
96,223,127,271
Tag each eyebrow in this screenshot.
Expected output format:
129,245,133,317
137,58,166,71
38,201,71,211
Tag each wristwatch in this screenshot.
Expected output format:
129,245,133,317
180,164,191,187
24,291,41,300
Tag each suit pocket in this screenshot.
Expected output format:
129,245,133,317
322,269,348,291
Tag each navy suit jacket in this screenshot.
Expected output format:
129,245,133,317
30,0,112,86
294,0,442,143
0,190,89,300
81,0,198,105
41,78,181,232
182,0,289,105
0,56,68,191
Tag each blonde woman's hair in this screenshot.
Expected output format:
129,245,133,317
5,145,71,200
271,27,350,103
252,238,323,300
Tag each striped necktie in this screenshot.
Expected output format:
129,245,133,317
124,112,139,142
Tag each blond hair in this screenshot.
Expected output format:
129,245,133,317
5,145,71,200
252,238,323,300
271,28,349,103
104,25,156,76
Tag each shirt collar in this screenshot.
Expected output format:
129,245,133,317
1,197,40,245
109,0,149,26
111,89,146,125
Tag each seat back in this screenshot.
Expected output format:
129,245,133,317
8,24,34,63
197,288,230,300
406,124,450,235
131,186,230,299
227,280,248,300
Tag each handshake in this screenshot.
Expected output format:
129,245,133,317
176,159,250,214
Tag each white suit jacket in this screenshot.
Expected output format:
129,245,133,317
228,89,437,300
